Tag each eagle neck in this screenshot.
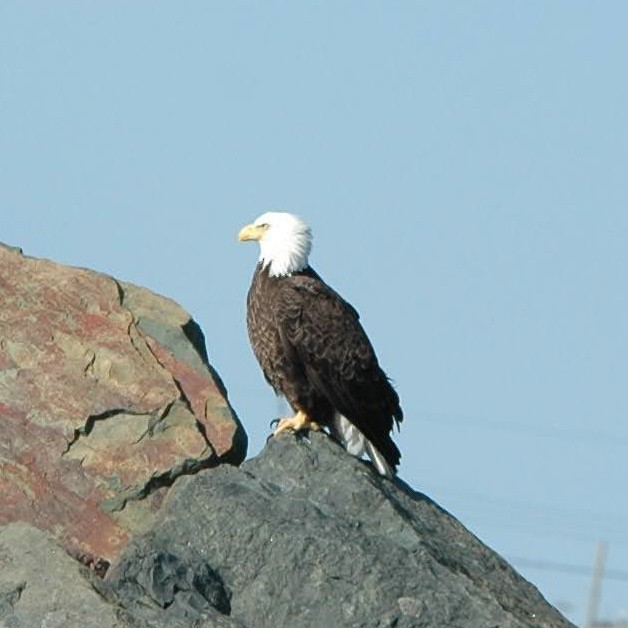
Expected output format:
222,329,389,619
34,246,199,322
258,263,313,281
258,229,311,277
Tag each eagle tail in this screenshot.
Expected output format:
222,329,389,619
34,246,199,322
331,413,395,478
365,439,394,479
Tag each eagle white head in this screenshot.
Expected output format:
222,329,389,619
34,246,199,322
238,212,312,277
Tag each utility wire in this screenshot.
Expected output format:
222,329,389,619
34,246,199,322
421,483,628,543
510,556,628,582
416,408,628,446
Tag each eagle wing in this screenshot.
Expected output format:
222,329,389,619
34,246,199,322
275,273,402,464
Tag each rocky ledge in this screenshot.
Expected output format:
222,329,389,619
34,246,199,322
105,432,576,628
0,244,573,627
1,434,574,628
0,242,246,567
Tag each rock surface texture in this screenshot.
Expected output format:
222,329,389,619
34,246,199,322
0,243,246,567
0,244,573,627
99,433,574,628
0,522,124,628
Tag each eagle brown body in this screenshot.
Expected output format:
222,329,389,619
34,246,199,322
246,262,403,474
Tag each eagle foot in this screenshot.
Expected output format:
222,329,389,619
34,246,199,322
273,410,321,437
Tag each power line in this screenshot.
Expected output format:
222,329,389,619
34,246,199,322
423,483,628,543
510,556,628,582
415,408,628,446
430,483,628,524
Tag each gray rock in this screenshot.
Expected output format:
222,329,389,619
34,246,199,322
106,432,574,628
0,523,245,628
95,540,244,628
0,522,124,628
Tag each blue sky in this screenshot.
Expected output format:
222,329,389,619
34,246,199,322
2,2,627,623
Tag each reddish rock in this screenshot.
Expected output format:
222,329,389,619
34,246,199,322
0,243,246,565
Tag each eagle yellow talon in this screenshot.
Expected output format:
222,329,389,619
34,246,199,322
273,410,321,436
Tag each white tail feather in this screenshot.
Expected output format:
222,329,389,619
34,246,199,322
365,440,393,478
331,413,393,478
333,414,365,456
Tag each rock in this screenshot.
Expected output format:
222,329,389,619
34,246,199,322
0,243,574,626
95,539,246,628
0,522,124,627
0,243,247,567
105,433,574,628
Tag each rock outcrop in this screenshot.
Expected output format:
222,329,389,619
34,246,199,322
0,522,124,628
99,432,574,628
0,243,246,568
0,244,573,627
0,432,574,628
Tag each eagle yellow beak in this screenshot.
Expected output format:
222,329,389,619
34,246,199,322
238,223,267,242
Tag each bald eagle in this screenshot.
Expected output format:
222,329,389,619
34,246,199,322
239,212,403,477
